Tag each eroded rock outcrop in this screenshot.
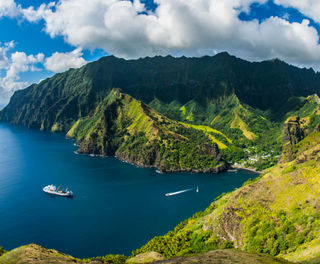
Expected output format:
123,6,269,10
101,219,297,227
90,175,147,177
283,116,304,145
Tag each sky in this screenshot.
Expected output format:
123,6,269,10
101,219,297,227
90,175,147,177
1,0,320,107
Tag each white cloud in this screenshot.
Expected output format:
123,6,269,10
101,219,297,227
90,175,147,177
22,2,55,23
0,40,87,105
0,0,20,18
0,41,14,69
17,0,320,70
274,0,320,23
0,42,44,105
44,48,87,73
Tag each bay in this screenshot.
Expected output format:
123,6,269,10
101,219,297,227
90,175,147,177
0,123,257,258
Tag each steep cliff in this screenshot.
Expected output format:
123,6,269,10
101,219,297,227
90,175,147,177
283,116,304,145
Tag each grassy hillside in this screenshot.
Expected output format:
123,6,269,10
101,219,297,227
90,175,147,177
67,89,226,173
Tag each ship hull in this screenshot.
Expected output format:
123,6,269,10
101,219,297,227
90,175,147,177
43,187,73,197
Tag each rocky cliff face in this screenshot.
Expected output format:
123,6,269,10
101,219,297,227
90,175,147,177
283,116,304,145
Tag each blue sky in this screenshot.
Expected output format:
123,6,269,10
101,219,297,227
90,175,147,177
1,0,320,107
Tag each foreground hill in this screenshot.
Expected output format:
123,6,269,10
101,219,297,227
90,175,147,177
67,89,226,172
0,244,292,264
0,244,85,264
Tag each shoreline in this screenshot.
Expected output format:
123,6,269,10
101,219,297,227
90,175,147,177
230,165,264,175
72,139,260,175
76,149,228,174
114,154,228,174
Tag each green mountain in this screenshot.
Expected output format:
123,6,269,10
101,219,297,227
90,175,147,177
1,53,320,171
66,89,226,172
1,53,320,132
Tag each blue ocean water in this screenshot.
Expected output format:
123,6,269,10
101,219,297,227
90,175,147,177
0,123,257,258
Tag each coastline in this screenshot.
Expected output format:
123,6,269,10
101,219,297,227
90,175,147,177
114,153,228,174
230,165,264,175
75,149,229,174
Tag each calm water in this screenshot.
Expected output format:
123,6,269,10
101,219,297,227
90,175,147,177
0,123,256,258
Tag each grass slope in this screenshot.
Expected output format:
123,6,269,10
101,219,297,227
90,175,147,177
179,122,231,149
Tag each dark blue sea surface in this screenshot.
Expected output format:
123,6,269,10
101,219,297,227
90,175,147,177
0,123,257,258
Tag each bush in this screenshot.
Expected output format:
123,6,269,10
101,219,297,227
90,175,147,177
86,254,127,264
242,206,320,256
132,229,233,258
0,247,6,257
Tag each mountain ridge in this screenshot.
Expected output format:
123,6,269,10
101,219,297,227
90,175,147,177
2,52,320,170
1,52,320,131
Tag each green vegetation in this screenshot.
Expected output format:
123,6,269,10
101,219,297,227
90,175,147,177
241,205,320,256
179,122,231,149
0,248,6,257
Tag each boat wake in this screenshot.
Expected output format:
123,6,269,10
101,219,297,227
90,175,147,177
165,186,199,196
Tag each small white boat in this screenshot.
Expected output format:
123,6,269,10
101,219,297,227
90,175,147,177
43,184,73,197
